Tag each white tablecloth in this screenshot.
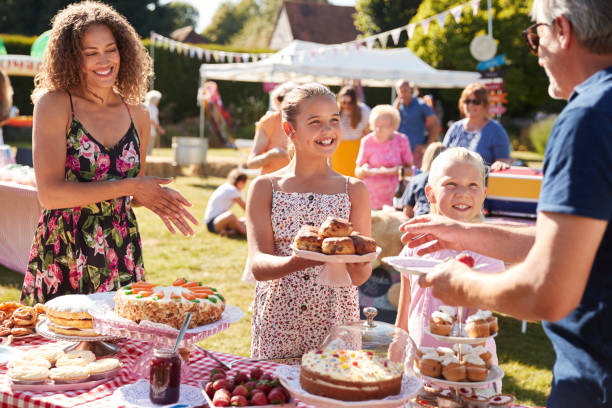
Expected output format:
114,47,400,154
0,181,40,273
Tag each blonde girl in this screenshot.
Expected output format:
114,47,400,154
246,83,372,360
395,148,504,383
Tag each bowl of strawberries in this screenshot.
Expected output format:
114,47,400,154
202,366,295,407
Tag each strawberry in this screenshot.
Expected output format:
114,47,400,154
268,387,288,404
213,379,228,391
205,381,215,398
211,372,227,382
232,385,248,397
213,388,231,407
255,380,272,394
456,253,475,268
261,373,275,381
210,368,227,381
244,381,257,391
249,367,263,380
233,371,249,385
250,392,269,406
230,395,248,407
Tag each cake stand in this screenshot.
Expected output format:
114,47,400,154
89,303,245,378
36,318,124,357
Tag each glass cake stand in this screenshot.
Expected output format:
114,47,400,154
89,303,245,378
36,318,123,357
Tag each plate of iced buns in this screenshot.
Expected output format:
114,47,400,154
413,344,504,387
292,217,381,263
426,307,499,344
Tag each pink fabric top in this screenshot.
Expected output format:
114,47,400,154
356,131,413,209
399,245,505,368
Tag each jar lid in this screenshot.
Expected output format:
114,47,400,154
153,348,179,358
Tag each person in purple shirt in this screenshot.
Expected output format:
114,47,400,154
443,83,512,170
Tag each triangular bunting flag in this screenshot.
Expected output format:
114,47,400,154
189,48,195,58
235,55,242,63
183,47,189,56
355,40,362,51
169,41,176,52
435,11,448,29
470,0,480,16
450,5,463,23
407,24,416,40
365,37,375,50
380,32,390,48
204,49,211,61
212,51,220,62
421,19,431,35
391,28,402,45
219,51,226,62
298,52,306,64
196,48,204,60
242,53,250,62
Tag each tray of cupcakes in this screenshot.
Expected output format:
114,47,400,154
6,347,122,391
291,217,381,263
415,384,516,408
413,344,504,387
426,307,498,344
0,302,44,341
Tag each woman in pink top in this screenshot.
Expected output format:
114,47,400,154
355,105,413,210
395,148,504,387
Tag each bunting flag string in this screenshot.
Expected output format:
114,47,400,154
150,0,484,64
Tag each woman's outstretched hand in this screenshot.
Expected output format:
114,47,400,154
399,215,467,255
132,177,199,236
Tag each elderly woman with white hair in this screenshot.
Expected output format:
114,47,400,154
145,89,165,155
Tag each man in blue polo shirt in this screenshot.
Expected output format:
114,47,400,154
397,0,612,406
394,80,440,167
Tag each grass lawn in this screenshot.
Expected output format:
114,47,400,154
0,174,553,406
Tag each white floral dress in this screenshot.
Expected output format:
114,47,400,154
250,178,360,359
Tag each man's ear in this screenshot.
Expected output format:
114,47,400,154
282,121,294,138
425,184,436,204
556,15,572,50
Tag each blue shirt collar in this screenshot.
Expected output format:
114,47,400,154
570,65,612,102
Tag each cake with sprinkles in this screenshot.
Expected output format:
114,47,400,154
300,349,404,401
113,278,225,329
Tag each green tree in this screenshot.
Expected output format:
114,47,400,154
202,0,258,45
407,0,565,118
0,1,198,37
354,0,422,37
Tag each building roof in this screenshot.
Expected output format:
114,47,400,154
280,1,359,45
170,26,207,44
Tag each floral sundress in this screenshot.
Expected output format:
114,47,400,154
250,178,360,360
20,92,145,306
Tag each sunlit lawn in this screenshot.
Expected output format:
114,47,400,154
1,158,553,406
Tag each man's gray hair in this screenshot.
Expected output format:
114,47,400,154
531,0,612,54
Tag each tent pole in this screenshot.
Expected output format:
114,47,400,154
149,31,155,90
487,0,493,37
391,85,396,104
200,74,205,139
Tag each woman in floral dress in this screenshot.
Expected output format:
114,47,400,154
20,2,197,305
246,84,372,359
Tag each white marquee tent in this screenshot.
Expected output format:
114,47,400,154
200,40,480,88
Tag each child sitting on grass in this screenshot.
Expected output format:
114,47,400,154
204,168,247,236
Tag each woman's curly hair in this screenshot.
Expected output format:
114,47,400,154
32,1,153,105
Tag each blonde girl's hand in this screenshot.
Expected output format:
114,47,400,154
491,160,510,171
132,177,198,236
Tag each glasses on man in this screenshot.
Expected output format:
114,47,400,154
523,22,549,56
463,99,482,106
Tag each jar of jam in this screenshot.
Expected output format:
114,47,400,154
149,348,181,404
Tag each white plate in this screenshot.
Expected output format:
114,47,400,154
292,246,381,264
382,256,442,276
276,365,422,408
383,256,489,276
425,327,498,344
414,364,504,388
0,345,21,365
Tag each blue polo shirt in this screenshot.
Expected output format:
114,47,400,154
443,119,511,166
397,99,434,149
537,66,612,407
401,172,430,216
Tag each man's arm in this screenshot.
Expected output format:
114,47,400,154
425,114,440,144
419,212,607,321
400,215,535,263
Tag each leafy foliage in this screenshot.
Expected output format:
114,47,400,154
407,0,565,118
0,0,198,37
354,0,421,42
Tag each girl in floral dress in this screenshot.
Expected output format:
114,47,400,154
246,83,372,359
20,2,197,305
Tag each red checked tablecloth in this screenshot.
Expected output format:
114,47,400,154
0,337,537,408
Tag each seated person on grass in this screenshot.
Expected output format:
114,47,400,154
204,169,247,236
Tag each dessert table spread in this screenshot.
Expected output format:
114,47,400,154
0,181,40,273
0,337,536,408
